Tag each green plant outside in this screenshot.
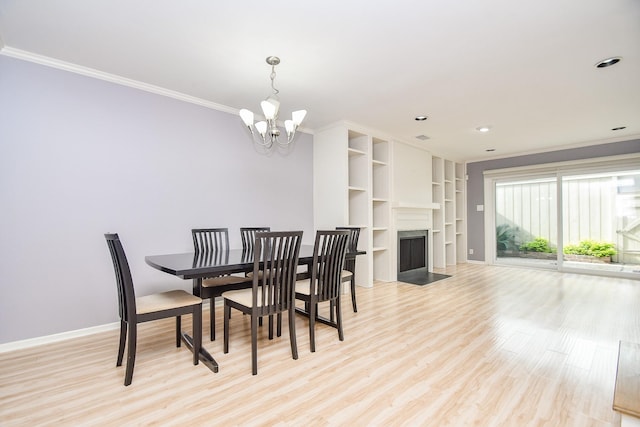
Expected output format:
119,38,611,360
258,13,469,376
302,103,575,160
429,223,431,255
519,237,554,253
496,224,517,252
563,240,617,258
517,237,617,258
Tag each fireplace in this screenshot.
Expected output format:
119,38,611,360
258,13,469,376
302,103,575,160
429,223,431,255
397,230,429,281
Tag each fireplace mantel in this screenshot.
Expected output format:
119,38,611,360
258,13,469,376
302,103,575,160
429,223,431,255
390,202,436,280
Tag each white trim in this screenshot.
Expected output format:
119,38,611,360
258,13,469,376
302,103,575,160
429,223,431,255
483,177,495,264
0,305,216,353
0,322,120,353
483,153,640,179
0,47,236,113
464,135,640,163
0,46,314,135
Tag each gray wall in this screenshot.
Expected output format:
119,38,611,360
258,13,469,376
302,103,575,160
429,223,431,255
0,56,314,344
466,139,640,261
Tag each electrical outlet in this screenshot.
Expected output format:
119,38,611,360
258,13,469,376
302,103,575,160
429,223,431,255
469,248,474,255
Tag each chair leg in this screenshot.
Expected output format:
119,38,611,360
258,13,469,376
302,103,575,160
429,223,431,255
277,313,282,337
124,322,137,386
289,307,298,360
117,320,127,367
351,276,357,312
309,299,316,353
268,315,274,340
192,306,201,365
336,297,344,341
251,313,259,375
176,316,181,347
210,298,216,341
223,302,230,354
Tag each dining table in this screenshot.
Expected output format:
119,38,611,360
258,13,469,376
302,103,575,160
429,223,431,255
145,245,365,372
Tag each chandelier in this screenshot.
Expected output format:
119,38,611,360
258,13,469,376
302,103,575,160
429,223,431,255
239,56,307,149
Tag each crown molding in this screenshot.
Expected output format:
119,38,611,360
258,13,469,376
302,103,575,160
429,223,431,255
0,46,315,136
0,46,239,114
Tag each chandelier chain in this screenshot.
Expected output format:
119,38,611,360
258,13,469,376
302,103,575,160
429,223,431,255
270,66,279,95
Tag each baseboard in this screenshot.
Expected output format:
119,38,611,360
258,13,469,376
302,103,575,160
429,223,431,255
0,304,215,354
0,322,121,353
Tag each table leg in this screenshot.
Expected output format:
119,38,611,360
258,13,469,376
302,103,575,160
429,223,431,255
186,278,218,372
193,277,202,297
181,332,219,373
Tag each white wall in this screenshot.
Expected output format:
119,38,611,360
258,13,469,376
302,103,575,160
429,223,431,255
0,56,314,344
392,142,432,206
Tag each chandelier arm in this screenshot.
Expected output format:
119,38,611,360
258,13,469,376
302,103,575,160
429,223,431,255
253,133,273,148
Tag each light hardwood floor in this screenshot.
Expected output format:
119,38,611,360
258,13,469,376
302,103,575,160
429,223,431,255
1,264,639,426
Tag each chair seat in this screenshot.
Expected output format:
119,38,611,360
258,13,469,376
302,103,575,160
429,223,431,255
341,270,353,281
203,275,252,287
222,288,272,308
136,290,202,315
246,270,263,279
294,279,312,296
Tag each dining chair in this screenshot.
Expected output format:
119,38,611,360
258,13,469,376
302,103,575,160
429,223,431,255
192,228,252,341
336,226,361,312
240,227,271,252
295,230,349,352
241,227,271,328
222,231,303,375
105,233,202,386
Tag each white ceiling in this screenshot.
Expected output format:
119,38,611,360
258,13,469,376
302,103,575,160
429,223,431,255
1,0,639,161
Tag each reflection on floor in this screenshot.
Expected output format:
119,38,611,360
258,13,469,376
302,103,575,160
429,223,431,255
497,256,640,275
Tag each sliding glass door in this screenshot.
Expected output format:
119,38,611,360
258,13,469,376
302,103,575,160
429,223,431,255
487,157,640,279
561,171,640,275
494,175,558,269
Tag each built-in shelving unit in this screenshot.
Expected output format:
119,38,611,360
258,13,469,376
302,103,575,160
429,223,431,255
432,156,466,268
371,137,390,282
455,164,466,262
431,158,445,268
314,123,392,287
314,122,465,281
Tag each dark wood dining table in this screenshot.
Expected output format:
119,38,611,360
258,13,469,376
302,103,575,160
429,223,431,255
145,245,365,372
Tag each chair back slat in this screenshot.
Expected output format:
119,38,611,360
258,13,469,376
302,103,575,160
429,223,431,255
104,233,136,322
336,227,360,251
312,230,349,301
336,227,360,272
240,227,271,251
192,228,229,253
253,231,302,317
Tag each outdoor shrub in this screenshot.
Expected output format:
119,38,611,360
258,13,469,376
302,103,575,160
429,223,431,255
496,224,517,251
519,237,553,253
563,240,616,257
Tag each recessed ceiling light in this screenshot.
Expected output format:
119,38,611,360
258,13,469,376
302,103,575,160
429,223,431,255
476,126,491,133
415,116,428,121
612,126,626,131
595,57,622,68
415,134,430,140
485,148,496,152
